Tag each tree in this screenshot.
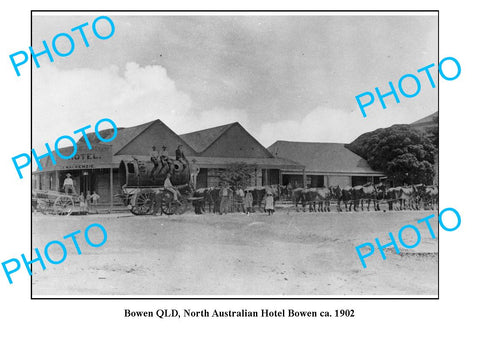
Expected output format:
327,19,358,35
425,115,439,148
219,162,257,188
347,124,436,186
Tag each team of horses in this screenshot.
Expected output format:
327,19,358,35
193,183,438,213
294,183,438,212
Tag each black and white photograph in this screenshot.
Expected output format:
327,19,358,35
3,0,480,338
30,12,440,297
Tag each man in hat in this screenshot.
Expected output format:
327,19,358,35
235,186,245,213
244,188,253,215
91,191,100,205
176,144,188,166
164,172,181,204
149,145,160,180
63,173,76,195
160,145,169,165
219,182,230,215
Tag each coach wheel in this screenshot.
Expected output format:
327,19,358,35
174,197,189,215
160,200,175,215
131,192,154,215
53,195,74,216
158,191,174,215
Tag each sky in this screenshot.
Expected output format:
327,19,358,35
32,13,438,150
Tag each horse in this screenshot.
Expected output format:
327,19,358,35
329,185,343,212
278,185,290,200
373,183,386,210
303,187,331,212
386,187,399,210
208,187,221,213
350,185,365,211
291,188,306,212
361,183,377,211
423,185,438,210
410,184,426,210
301,188,318,212
387,185,418,210
401,185,421,210
341,186,353,211
347,183,381,211
193,187,212,214
245,186,267,212
315,187,331,212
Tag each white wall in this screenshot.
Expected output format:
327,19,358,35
326,175,351,187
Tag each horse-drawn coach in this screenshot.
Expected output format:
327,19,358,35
118,156,199,215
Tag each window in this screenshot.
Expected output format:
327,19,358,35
352,176,369,186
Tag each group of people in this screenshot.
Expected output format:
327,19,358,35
78,190,101,213
215,183,275,216
149,144,201,205
149,144,188,179
62,173,100,213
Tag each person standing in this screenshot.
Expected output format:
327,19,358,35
265,192,275,215
236,187,245,213
63,173,76,195
91,191,100,213
91,191,100,204
190,159,200,189
244,189,253,215
79,193,87,213
149,145,160,180
220,182,229,215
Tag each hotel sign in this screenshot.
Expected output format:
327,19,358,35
57,145,113,170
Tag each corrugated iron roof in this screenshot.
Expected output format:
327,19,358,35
268,141,383,175
76,120,156,155
179,123,236,153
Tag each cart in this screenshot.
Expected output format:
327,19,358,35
118,157,202,216
32,189,82,216
123,184,197,216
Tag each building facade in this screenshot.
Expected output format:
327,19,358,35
33,120,303,205
180,122,302,188
268,141,384,188
33,119,386,205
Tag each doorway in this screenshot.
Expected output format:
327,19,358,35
79,170,96,197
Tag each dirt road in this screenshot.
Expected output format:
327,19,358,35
32,210,438,296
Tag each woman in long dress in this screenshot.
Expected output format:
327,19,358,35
265,192,274,215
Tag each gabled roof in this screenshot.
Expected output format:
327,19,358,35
268,141,383,175
105,121,156,154
180,123,235,153
77,119,194,155
77,120,156,155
